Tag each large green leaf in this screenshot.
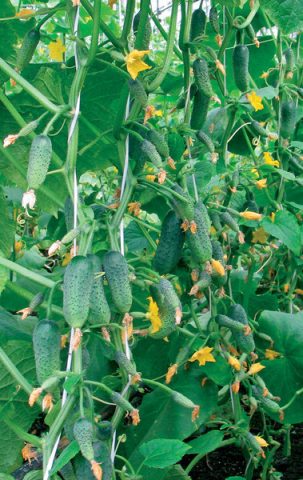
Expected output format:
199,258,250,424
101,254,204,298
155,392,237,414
261,210,301,256
260,0,303,33
139,439,191,469
187,430,224,455
258,310,303,423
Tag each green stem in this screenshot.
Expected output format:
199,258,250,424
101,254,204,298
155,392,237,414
185,438,235,474
0,257,55,288
0,346,34,396
44,394,76,454
115,454,136,475
150,10,182,60
87,0,101,65
6,281,64,317
121,0,136,45
233,1,260,29
4,417,41,447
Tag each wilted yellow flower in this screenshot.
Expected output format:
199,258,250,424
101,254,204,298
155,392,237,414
130,408,140,425
240,211,262,221
128,201,141,216
90,460,103,480
146,174,156,182
3,134,18,148
146,297,162,333
48,38,66,62
252,227,269,244
255,178,267,190
247,91,264,111
265,349,280,360
263,151,280,167
28,387,43,407
17,307,32,320
248,362,265,375
189,346,216,366
21,443,38,463
125,50,151,80
228,355,241,371
42,392,54,412
16,9,33,17
260,71,269,79
165,363,178,384
283,284,290,293
109,0,117,7
254,436,269,448
211,259,225,277
270,212,276,222
295,288,303,295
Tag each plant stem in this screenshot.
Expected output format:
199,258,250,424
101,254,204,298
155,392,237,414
87,0,101,66
4,417,42,447
6,281,64,317
0,346,34,396
121,0,136,45
150,9,182,60
0,257,55,288
185,438,236,474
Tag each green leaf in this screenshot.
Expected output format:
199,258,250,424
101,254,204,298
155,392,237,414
162,465,191,480
0,189,15,257
139,439,191,469
261,210,301,255
258,310,303,423
50,440,80,475
0,474,15,480
260,0,303,33
0,307,35,344
187,430,224,455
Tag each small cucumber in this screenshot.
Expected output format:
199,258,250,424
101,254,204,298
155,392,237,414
215,314,247,332
128,79,148,108
153,210,185,274
33,319,61,388
196,200,211,232
29,292,44,311
196,130,215,153
190,7,206,43
133,11,151,50
284,48,295,78
193,57,213,98
87,255,111,325
16,28,40,71
103,251,132,314
73,418,95,462
149,278,181,339
190,90,210,130
233,45,249,92
114,351,137,377
229,304,255,353
141,139,162,167
209,210,223,233
63,256,94,328
220,211,239,233
27,135,52,190
147,129,170,159
211,240,227,286
172,184,195,222
209,6,220,34
280,100,296,139
186,206,212,264
250,120,268,138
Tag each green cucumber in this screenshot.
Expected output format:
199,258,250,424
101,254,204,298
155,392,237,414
252,386,281,413
128,79,148,108
103,251,132,314
186,205,212,264
196,200,211,232
87,255,111,325
211,239,227,285
33,319,61,388
149,278,181,339
250,120,268,138
233,45,249,92
141,139,162,167
220,211,239,233
196,130,215,153
193,57,213,97
114,351,137,377
284,48,295,78
215,314,246,332
172,184,195,222
73,418,95,462
229,303,255,353
209,210,223,233
29,292,44,311
16,28,40,71
63,256,94,328
190,90,210,130
147,129,170,158
133,11,151,50
209,6,220,34
280,100,296,139
153,210,185,274
190,7,206,43
27,135,52,190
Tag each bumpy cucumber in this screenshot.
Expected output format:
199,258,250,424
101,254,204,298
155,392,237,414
280,100,296,138
114,351,137,377
215,314,246,332
29,292,44,311
190,90,210,130
147,129,170,158
284,48,295,78
87,255,111,325
172,184,195,222
196,130,215,153
133,11,151,50
153,210,185,274
220,211,239,233
149,278,181,339
251,120,268,138
33,319,61,388
63,256,94,328
229,304,255,353
196,201,211,232
141,139,162,167
193,57,213,97
190,7,206,43
233,45,249,92
252,386,281,413
209,6,220,33
211,239,227,286
186,206,212,264
128,79,148,108
16,29,40,71
27,135,52,190
73,418,95,462
209,210,223,233
103,251,132,314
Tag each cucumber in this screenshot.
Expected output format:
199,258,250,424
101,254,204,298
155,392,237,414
193,57,213,98
103,251,132,314
63,256,94,328
141,139,162,167
252,386,281,413
16,28,40,71
149,278,181,339
128,79,148,108
215,314,248,332
114,351,137,377
196,130,215,153
27,135,52,190
73,418,95,462
233,45,249,92
196,200,211,232
33,319,61,388
209,6,220,34
133,11,151,50
172,184,195,222
29,292,44,311
87,255,111,325
211,239,227,286
229,304,255,353
284,48,295,78
147,129,170,158
251,120,268,138
186,205,212,264
190,90,210,130
74,440,113,480
220,211,239,233
280,100,296,139
190,7,206,43
153,210,185,274
64,197,74,231
209,210,223,233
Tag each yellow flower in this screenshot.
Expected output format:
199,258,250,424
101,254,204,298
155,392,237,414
189,346,216,366
165,363,178,384
211,259,225,277
15,8,33,17
228,355,241,371
260,71,269,79
155,109,163,117
48,38,66,62
146,297,162,333
295,288,303,295
270,212,276,222
252,228,269,244
146,174,156,182
251,168,259,178
254,436,269,448
125,50,151,80
240,211,262,221
247,91,264,111
128,201,141,217
283,284,289,293
255,179,267,190
265,349,280,360
248,363,265,375
263,151,280,167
